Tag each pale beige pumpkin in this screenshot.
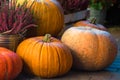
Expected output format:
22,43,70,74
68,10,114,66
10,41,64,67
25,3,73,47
61,27,118,71
17,0,64,36
16,34,73,78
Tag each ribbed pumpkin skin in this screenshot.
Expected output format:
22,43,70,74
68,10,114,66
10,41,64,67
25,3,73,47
61,27,118,71
16,36,73,78
0,47,22,80
17,0,64,37
74,20,107,31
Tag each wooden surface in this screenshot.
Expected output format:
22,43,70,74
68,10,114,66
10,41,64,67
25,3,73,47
15,27,120,80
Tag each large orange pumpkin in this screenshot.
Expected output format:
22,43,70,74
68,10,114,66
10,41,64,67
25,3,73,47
0,47,22,80
16,34,73,78
16,0,64,37
74,18,107,31
61,27,118,71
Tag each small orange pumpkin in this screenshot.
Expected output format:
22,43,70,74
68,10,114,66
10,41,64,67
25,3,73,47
61,27,118,71
0,47,22,80
74,18,107,31
16,34,73,78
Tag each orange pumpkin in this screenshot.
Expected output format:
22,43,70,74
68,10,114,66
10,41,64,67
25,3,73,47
16,34,73,78
17,0,64,37
61,27,118,71
0,47,22,80
74,18,107,31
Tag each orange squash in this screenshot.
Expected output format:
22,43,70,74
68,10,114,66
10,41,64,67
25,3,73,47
16,34,73,78
74,18,107,31
17,0,64,37
61,27,118,71
0,47,22,80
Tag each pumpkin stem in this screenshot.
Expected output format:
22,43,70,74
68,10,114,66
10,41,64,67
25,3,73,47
90,18,96,24
43,34,51,42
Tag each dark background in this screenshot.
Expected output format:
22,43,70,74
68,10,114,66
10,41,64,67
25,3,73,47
106,0,120,25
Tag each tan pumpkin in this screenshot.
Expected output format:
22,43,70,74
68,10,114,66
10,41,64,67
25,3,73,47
0,47,22,80
74,18,107,31
16,34,73,78
17,0,64,37
61,27,118,71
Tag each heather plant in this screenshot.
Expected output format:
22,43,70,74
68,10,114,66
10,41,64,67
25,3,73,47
61,0,89,14
0,0,37,35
